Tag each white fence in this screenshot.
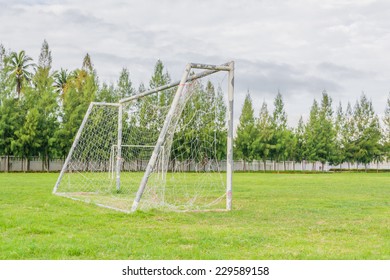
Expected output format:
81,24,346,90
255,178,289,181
1,156,389,172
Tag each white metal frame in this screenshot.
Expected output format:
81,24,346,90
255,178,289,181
53,61,234,212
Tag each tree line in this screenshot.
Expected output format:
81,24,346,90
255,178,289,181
236,90,390,170
0,40,227,170
1,40,389,171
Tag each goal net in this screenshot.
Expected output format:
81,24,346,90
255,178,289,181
53,62,234,212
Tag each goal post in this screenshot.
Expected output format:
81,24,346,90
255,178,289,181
53,61,234,213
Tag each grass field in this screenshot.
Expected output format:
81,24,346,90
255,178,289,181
0,172,389,260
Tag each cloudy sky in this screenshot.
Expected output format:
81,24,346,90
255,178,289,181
1,0,389,126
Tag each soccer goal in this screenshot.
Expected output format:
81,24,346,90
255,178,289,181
53,62,234,213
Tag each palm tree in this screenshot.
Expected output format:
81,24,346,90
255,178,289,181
6,50,35,99
54,68,70,95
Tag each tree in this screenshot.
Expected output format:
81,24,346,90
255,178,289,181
339,102,356,168
316,91,335,170
133,60,171,146
56,55,98,157
0,44,5,70
253,101,273,171
0,98,23,156
54,68,71,95
175,80,226,168
304,99,320,168
294,116,306,164
6,50,35,99
270,91,289,170
116,68,134,100
352,94,382,170
96,82,115,103
0,44,12,99
149,59,170,89
0,45,21,170
82,53,94,74
29,44,60,169
38,39,52,70
213,85,227,160
235,92,256,170
332,102,345,167
11,108,41,171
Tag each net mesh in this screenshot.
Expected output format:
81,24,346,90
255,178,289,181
55,76,227,212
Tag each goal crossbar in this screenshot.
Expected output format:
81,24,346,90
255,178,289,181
119,62,233,104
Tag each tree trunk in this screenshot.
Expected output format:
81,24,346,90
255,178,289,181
17,82,21,100
263,160,266,172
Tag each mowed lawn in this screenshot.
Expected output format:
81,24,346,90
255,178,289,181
0,172,389,259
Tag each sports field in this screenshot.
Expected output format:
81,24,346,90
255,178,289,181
0,172,389,259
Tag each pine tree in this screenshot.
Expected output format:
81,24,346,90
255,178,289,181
149,59,171,107
304,99,320,168
235,92,256,170
341,102,356,168
82,53,94,74
270,91,289,170
353,94,382,169
253,101,273,170
138,60,173,141
30,46,60,169
317,91,335,170
38,39,52,70
332,102,345,166
213,85,227,160
116,68,134,100
96,82,115,102
295,116,305,164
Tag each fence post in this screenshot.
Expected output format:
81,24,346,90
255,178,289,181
6,155,9,172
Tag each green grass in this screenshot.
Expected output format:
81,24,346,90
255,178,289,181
0,172,389,259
